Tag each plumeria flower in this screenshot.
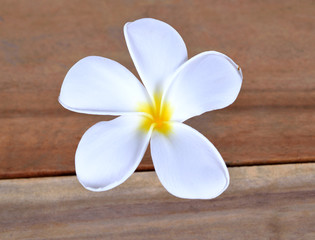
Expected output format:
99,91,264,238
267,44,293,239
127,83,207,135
59,18,242,199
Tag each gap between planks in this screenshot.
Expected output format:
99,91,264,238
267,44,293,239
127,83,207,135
0,163,314,240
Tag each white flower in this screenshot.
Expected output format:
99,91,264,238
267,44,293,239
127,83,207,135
59,18,243,199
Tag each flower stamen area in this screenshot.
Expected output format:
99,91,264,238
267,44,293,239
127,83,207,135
138,92,173,135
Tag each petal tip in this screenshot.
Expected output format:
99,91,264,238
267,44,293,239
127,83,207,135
58,95,66,109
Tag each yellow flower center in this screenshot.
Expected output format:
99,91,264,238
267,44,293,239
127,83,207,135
137,92,173,135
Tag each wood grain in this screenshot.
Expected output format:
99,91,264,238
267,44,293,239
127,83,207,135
0,0,314,178
0,163,314,239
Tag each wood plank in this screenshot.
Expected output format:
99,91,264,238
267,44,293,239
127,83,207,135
1,0,315,178
0,163,314,239
0,107,314,178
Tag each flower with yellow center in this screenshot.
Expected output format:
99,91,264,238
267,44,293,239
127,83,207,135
59,18,243,199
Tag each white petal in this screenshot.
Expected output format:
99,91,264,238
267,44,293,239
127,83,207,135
165,51,243,122
75,115,151,191
59,56,149,115
150,122,229,199
124,18,187,96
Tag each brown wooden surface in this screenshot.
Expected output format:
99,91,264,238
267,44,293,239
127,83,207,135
1,0,315,178
0,163,314,239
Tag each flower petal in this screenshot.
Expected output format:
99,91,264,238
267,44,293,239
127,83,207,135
165,51,243,122
124,18,188,96
150,122,229,199
59,56,149,115
75,115,151,191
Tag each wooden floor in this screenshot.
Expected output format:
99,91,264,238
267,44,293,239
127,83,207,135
0,0,314,239
1,163,314,239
